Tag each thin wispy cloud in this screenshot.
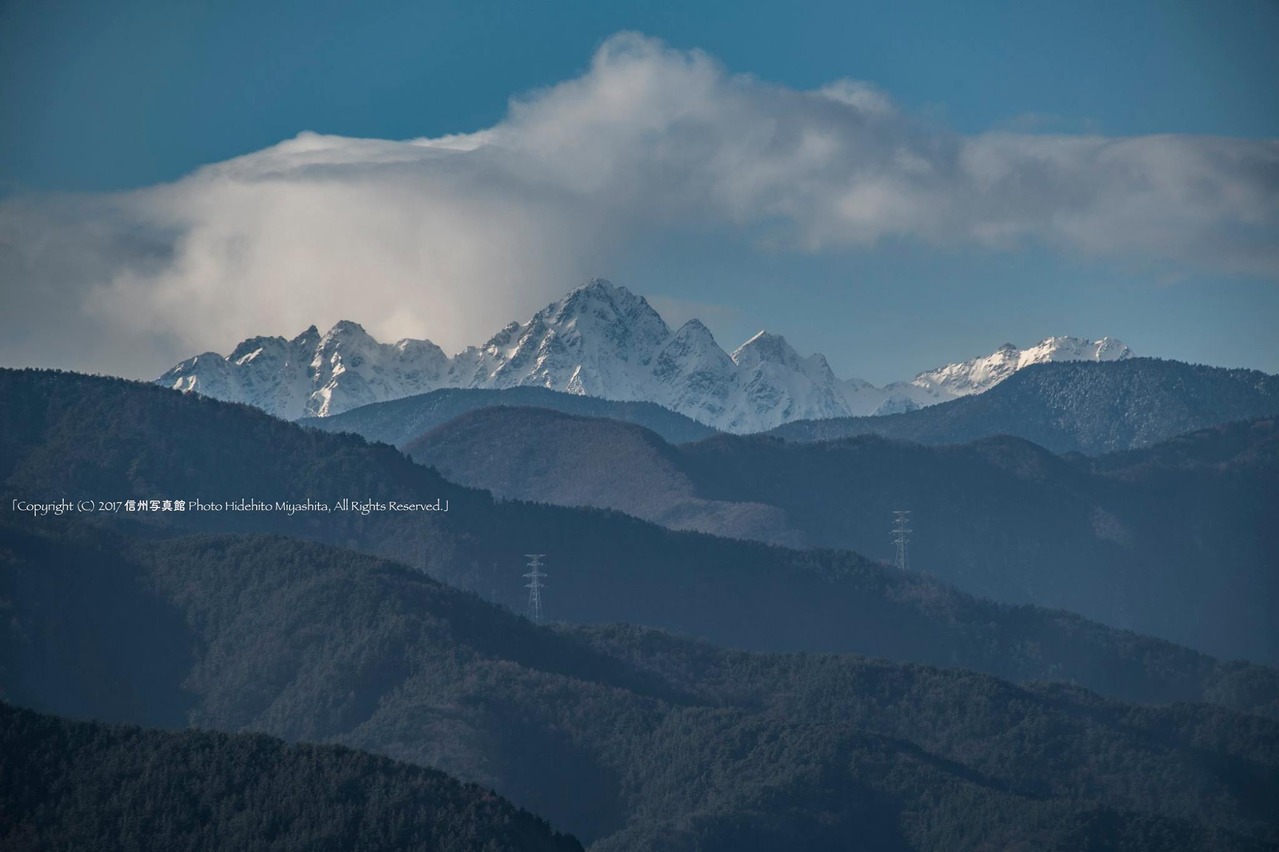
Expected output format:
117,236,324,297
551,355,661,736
2,32,1276,378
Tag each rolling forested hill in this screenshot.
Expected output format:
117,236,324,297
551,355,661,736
5,525,1279,851
302,385,718,445
1,367,1275,714
406,406,1279,664
0,702,582,852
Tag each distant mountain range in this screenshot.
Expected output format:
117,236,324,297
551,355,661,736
769,358,1279,453
5,367,1276,715
156,279,1131,431
301,356,1279,460
407,406,1279,664
6,527,1279,851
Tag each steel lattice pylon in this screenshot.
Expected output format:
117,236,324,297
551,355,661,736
892,510,911,571
523,554,547,623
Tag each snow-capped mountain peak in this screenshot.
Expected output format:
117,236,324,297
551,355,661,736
292,325,321,348
731,331,801,368
157,319,450,419
454,278,673,398
648,319,740,423
656,319,736,376
1016,336,1132,369
156,280,1132,432
835,336,1134,416
726,331,851,431
904,335,1134,404
543,277,671,364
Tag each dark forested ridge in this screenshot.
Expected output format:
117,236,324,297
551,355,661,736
1,367,1277,715
768,359,1279,453
301,385,718,446
5,526,1279,851
408,406,806,546
0,702,583,852
407,406,1279,664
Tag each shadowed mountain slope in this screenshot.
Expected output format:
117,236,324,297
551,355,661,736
301,385,717,446
408,406,1279,665
0,702,583,852
5,526,1279,851
2,367,1276,714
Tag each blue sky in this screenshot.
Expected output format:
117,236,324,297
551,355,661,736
4,0,1277,192
1,0,1276,382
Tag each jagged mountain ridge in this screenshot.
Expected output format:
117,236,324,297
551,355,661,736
157,278,1131,431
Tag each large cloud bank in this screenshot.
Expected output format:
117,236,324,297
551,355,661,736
2,33,1276,378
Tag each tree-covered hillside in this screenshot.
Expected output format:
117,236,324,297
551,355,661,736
406,405,1279,664
302,385,718,445
768,359,1279,453
1,367,1275,713
4,526,1278,851
0,702,582,852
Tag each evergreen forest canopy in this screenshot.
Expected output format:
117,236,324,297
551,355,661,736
404,404,1279,663
0,701,582,852
4,524,1279,851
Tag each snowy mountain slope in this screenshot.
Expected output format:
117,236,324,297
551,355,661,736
836,337,1134,416
908,337,1132,398
156,279,1131,431
768,358,1279,455
726,332,851,431
158,321,449,419
647,319,740,425
447,280,673,399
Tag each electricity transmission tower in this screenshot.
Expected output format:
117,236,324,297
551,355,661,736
523,554,547,623
892,510,912,571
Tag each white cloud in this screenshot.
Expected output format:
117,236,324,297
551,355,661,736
1,32,1276,378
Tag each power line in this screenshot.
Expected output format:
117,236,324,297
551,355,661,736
523,554,547,623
